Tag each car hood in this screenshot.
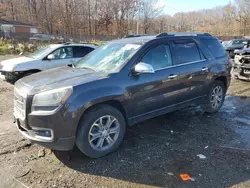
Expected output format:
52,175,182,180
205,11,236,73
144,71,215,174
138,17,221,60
225,44,244,50
0,56,35,67
16,66,108,95
235,48,250,54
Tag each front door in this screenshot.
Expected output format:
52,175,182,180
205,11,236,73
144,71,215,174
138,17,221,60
127,43,182,119
45,46,74,69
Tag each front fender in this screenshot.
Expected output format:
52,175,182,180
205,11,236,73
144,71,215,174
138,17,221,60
11,60,44,72
69,85,126,119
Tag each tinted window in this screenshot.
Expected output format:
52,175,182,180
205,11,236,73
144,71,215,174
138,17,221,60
172,41,201,65
73,46,94,58
50,47,73,59
232,40,246,45
142,45,172,70
201,39,226,59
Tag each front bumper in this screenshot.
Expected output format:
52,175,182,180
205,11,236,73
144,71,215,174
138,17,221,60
14,103,80,151
232,62,250,80
0,72,6,80
226,50,235,58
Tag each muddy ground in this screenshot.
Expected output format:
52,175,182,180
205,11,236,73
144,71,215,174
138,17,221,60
1,57,250,187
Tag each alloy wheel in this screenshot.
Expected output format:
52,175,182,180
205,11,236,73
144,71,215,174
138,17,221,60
88,115,120,151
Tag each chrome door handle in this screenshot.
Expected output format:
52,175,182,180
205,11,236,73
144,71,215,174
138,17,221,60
168,74,177,79
202,67,209,71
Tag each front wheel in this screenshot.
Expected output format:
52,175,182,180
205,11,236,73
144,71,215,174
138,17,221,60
201,80,226,113
5,72,19,84
76,105,126,158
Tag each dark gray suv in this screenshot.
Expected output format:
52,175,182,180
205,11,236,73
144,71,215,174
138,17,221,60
14,32,231,158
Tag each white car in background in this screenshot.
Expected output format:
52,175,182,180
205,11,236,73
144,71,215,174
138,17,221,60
0,43,96,83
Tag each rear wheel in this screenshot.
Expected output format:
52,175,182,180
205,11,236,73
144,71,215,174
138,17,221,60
201,80,226,113
76,105,126,158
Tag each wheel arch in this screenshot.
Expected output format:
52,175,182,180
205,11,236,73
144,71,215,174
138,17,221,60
75,99,128,133
22,69,41,73
214,76,228,89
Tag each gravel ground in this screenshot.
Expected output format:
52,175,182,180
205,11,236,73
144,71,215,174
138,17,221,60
0,56,250,187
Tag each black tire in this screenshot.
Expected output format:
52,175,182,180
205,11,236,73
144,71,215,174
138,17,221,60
5,73,19,84
201,80,226,114
76,105,126,158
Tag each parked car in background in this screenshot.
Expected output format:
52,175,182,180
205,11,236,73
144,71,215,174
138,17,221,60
233,45,250,80
224,38,250,58
55,36,64,41
29,34,54,42
13,32,231,158
0,43,96,83
221,41,229,47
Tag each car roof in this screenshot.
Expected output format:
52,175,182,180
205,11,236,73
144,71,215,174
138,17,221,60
111,32,216,45
49,43,97,49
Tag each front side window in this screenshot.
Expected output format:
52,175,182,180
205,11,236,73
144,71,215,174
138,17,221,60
172,41,202,65
74,42,141,73
50,47,73,59
142,45,172,70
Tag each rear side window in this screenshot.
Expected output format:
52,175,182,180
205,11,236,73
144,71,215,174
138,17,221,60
172,40,202,65
73,46,94,58
201,39,226,59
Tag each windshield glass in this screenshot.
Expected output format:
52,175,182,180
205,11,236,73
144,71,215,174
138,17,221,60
230,40,245,45
27,46,53,59
74,42,141,73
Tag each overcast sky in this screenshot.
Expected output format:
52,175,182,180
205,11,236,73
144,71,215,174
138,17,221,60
155,0,231,15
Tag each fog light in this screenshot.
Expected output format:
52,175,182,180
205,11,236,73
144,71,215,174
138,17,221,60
34,130,52,137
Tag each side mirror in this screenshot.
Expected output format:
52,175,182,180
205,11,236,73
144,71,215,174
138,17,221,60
134,62,155,75
47,54,55,60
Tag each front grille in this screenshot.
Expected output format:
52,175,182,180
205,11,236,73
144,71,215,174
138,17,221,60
14,88,26,120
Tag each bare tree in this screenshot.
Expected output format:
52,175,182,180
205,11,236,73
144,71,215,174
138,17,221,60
1,0,250,39
140,0,163,34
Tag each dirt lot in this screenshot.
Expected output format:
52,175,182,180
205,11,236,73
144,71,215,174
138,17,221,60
1,57,250,187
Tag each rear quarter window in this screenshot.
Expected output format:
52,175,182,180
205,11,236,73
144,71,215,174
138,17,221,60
73,46,94,58
172,40,203,65
201,39,226,59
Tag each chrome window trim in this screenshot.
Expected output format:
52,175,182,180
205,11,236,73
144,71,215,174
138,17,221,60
154,59,207,72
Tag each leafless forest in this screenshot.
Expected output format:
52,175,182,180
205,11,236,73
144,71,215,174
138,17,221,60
0,0,250,37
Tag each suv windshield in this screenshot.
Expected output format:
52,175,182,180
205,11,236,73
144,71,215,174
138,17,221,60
229,40,246,45
74,42,141,73
27,46,52,59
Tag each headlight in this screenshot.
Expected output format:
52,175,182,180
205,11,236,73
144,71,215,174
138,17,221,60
2,64,16,71
31,87,73,113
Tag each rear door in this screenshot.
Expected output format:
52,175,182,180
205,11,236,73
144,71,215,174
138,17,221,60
170,39,210,103
45,46,74,69
73,46,95,62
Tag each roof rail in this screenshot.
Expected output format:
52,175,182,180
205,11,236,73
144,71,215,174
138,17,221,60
156,32,212,37
125,34,155,38
79,42,98,46
64,42,73,45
